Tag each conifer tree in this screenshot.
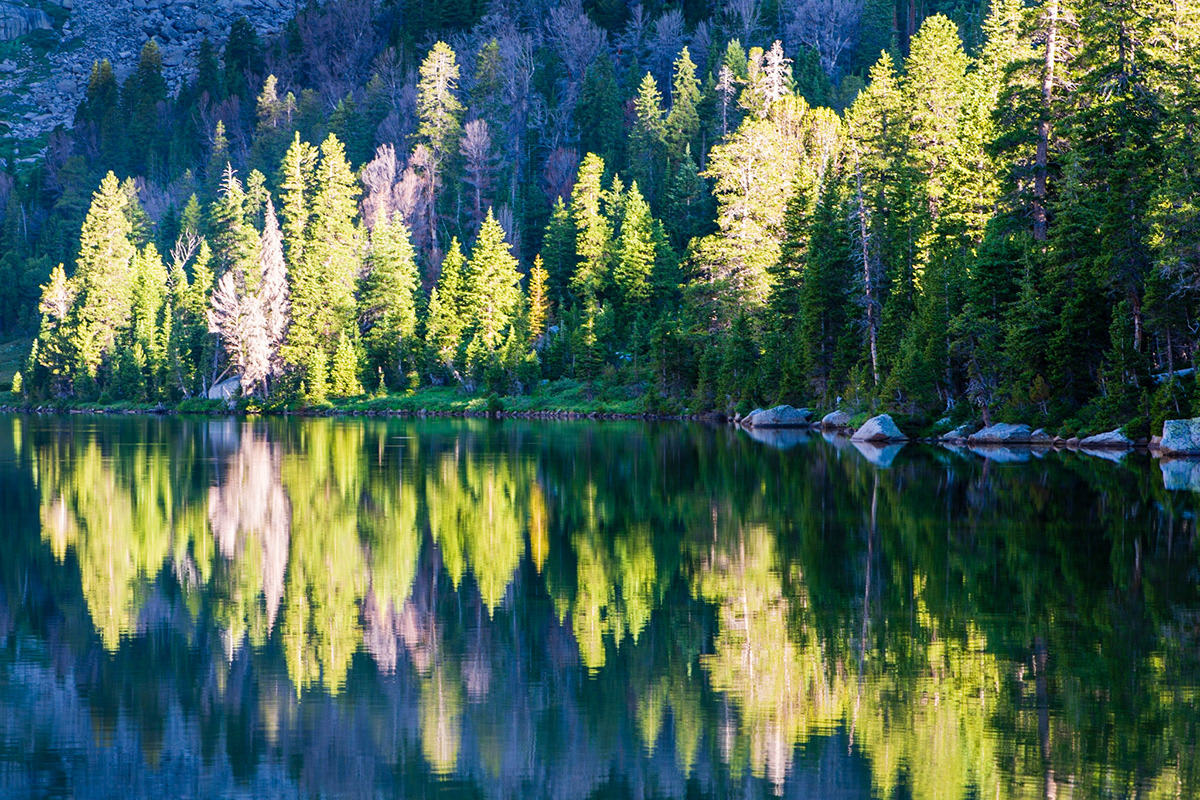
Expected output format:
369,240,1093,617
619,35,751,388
74,172,137,382
542,198,578,303
528,256,550,345
577,52,625,171
614,182,656,309
571,154,613,306
464,210,523,373
665,48,701,161
416,41,464,248
360,213,420,388
629,74,668,207
424,239,467,382
330,333,364,398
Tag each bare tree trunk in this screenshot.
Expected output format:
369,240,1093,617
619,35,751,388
853,156,881,386
1034,0,1058,242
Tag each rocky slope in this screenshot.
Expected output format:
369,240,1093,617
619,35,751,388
0,0,302,158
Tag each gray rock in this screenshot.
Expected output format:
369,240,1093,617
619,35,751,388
1161,458,1200,491
969,445,1031,464
207,375,241,401
939,423,977,443
0,5,53,41
1029,428,1054,444
851,414,907,442
851,440,904,468
1161,418,1200,456
1079,428,1133,449
743,427,811,450
743,404,812,428
1079,446,1129,463
55,78,76,94
820,410,853,429
969,423,1033,444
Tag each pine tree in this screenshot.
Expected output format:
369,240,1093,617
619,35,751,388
424,238,467,381
464,210,523,373
209,165,260,291
528,256,550,345
123,40,168,175
330,333,364,398
360,213,420,388
614,182,656,309
416,41,464,249
577,51,625,171
33,264,78,397
541,198,578,304
74,172,137,382
628,74,668,207
665,48,701,161
571,154,613,306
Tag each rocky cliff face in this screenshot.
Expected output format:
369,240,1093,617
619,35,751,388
0,0,303,157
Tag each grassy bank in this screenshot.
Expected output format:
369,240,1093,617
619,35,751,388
2,379,668,419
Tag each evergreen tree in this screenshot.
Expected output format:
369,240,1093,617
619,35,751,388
577,52,625,171
361,213,420,388
416,41,464,249
424,238,467,381
614,182,656,310
464,210,523,374
628,74,668,207
73,172,137,383
665,48,701,161
570,154,614,307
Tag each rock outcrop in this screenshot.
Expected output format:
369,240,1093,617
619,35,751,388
0,3,52,41
968,423,1033,444
1161,418,1200,456
939,423,976,443
0,0,303,144
207,375,241,402
1079,428,1133,449
851,414,907,442
742,405,812,428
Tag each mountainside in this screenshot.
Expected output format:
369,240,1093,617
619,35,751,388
0,0,299,152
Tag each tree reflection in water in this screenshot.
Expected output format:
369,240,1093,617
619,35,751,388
0,414,1197,799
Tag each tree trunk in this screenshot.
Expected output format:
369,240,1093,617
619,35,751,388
1033,0,1058,242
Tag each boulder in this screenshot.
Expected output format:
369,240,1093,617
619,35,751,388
969,445,1032,464
851,441,904,468
820,410,853,429
1029,428,1054,444
207,375,241,401
1079,428,1133,449
1161,458,1200,491
744,427,810,450
1161,418,1200,456
743,404,812,428
969,423,1033,444
851,414,907,442
939,423,977,443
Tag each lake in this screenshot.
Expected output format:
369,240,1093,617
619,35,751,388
0,413,1196,799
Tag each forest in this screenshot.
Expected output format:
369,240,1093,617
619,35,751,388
2,0,1199,436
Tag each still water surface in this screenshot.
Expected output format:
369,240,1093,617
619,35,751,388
0,414,1197,799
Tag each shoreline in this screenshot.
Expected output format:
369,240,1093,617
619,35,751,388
0,403,718,423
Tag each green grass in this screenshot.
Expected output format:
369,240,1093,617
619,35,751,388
341,379,647,415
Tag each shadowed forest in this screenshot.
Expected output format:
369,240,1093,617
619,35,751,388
1,0,1199,437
